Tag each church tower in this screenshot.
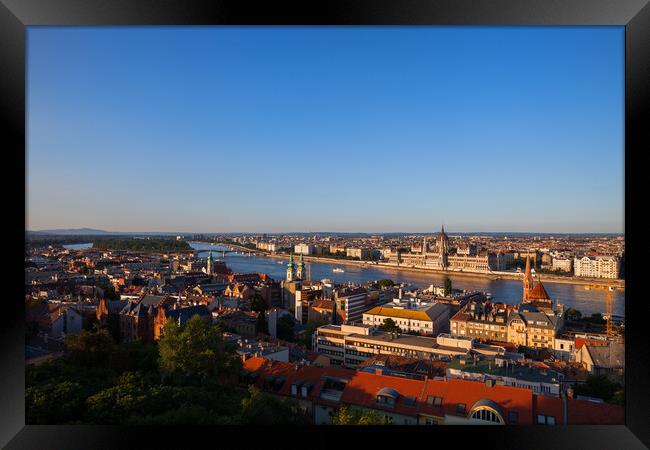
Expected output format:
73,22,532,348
206,250,213,275
286,253,295,282
523,253,534,301
438,225,449,269
296,253,306,280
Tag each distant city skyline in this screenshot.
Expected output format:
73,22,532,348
28,227,624,237
28,26,624,233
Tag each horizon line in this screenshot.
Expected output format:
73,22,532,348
28,228,625,235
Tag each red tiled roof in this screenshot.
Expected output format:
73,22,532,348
438,378,535,423
242,356,355,404
528,281,552,300
241,356,620,425
341,371,425,417
575,337,607,350
567,398,624,425
534,394,564,424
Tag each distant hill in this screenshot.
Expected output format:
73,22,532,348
31,228,111,235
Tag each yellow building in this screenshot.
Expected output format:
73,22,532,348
362,303,449,335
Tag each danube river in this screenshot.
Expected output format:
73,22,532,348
63,242,624,317
188,242,624,317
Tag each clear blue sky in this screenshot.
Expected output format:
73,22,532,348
27,26,624,234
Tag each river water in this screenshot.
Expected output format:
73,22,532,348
188,242,624,317
62,241,623,317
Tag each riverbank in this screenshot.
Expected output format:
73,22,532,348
260,252,625,290
198,242,624,290
191,242,624,317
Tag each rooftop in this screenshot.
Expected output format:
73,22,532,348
447,358,563,384
364,302,448,322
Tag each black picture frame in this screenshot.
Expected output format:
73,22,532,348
2,0,648,448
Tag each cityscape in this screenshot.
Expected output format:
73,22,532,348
25,228,625,425
26,27,624,426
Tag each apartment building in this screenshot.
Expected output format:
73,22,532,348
446,356,564,397
334,287,369,324
329,244,347,254
450,302,511,342
313,324,494,368
346,247,371,259
295,243,315,255
241,355,624,425
450,301,563,351
362,302,450,335
256,242,278,252
573,256,620,279
551,257,573,273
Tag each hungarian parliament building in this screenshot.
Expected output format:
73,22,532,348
387,226,513,273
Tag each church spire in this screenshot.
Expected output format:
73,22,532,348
523,253,534,301
206,250,213,275
286,253,295,282
296,252,305,280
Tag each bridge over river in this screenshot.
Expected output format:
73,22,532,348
188,242,265,257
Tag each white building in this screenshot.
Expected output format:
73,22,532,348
573,256,620,279
294,243,315,255
552,257,573,273
313,324,475,367
362,301,450,336
553,336,576,361
346,247,371,259
256,242,278,252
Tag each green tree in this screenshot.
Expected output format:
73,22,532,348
444,277,452,296
84,371,178,424
65,328,115,368
158,315,242,385
239,386,310,425
574,374,623,403
584,313,606,325
377,279,395,288
299,321,320,349
26,380,87,424
332,406,388,425
276,314,296,342
565,308,583,322
256,311,269,335
126,404,215,425
377,318,401,334
96,282,119,301
108,340,160,374
250,294,268,313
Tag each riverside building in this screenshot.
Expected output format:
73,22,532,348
573,256,620,279
313,324,504,368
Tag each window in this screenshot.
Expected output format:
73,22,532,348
470,409,503,424
508,410,519,424
537,414,556,425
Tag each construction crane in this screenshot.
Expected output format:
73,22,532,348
606,288,613,337
587,284,615,337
